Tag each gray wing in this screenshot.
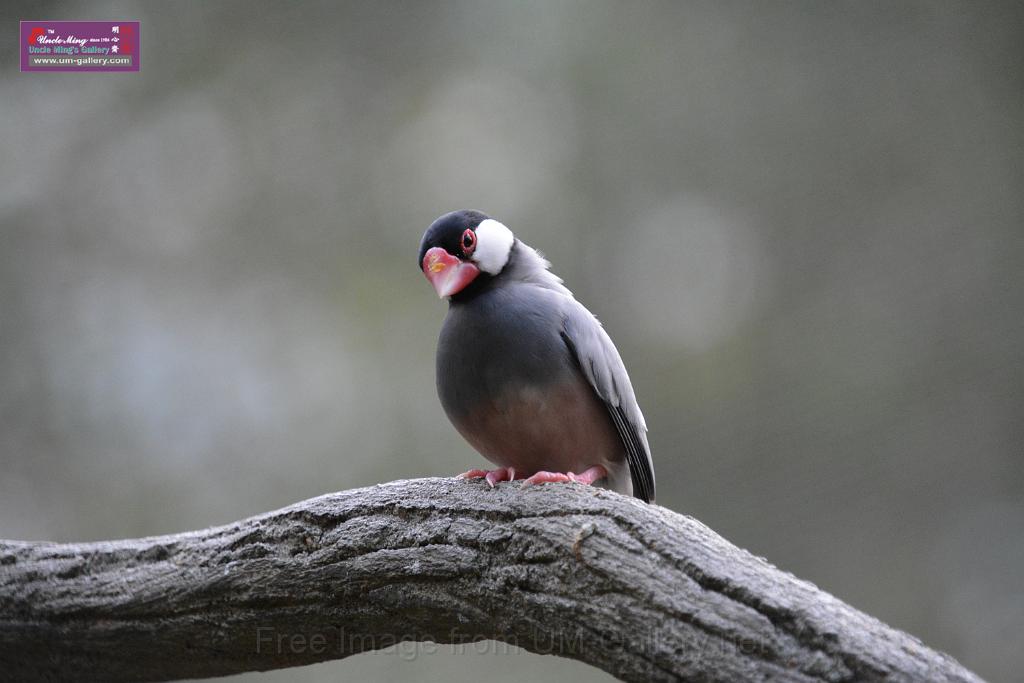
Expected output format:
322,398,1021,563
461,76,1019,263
560,301,656,503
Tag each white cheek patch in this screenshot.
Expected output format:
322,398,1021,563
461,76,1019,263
472,219,515,275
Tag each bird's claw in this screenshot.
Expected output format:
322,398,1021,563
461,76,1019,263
460,465,607,489
520,465,608,489
457,467,518,487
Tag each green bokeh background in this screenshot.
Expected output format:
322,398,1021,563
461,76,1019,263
1,2,1021,680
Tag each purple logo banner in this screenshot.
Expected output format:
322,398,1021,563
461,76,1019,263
21,21,139,72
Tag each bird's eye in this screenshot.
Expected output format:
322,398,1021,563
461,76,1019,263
461,229,476,256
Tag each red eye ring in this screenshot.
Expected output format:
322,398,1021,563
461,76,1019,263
461,228,476,257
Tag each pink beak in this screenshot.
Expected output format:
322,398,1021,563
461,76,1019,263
422,247,480,298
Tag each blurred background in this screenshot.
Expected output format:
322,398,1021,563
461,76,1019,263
1,1,1021,681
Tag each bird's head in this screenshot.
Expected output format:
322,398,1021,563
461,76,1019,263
418,210,515,298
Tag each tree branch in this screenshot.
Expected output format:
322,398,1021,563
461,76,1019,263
0,478,981,682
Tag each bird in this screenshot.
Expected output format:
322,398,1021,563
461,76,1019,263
418,210,655,503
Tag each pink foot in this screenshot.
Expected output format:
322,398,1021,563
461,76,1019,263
456,467,520,488
521,465,608,489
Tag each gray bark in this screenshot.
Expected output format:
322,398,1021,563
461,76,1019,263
0,478,982,682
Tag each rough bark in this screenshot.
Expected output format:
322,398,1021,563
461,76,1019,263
0,477,982,682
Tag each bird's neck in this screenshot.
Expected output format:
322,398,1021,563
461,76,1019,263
448,240,572,305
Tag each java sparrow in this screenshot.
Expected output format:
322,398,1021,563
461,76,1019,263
418,210,655,503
